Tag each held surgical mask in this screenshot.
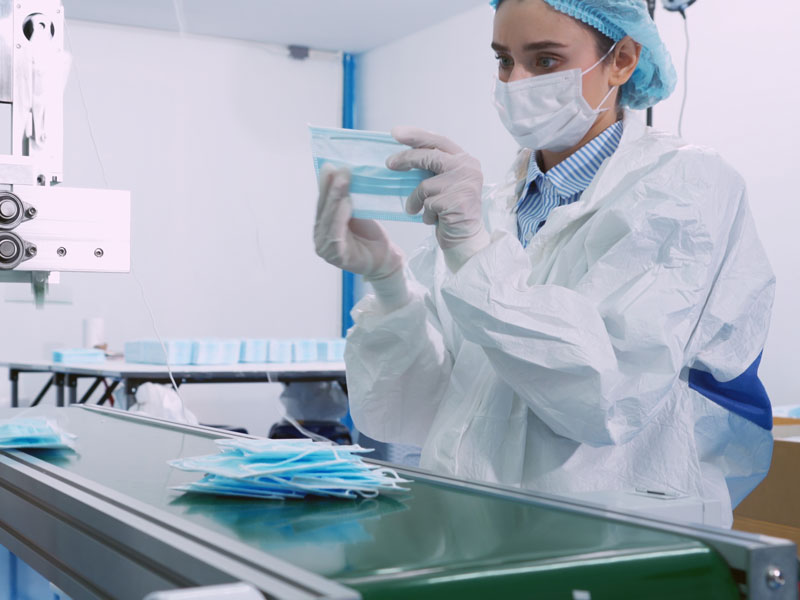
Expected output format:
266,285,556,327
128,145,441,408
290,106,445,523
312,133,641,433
310,125,433,223
493,43,618,152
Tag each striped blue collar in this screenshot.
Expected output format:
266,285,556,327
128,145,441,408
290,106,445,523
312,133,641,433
523,121,624,199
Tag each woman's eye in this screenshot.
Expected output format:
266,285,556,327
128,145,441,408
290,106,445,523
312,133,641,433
537,56,557,69
495,54,513,69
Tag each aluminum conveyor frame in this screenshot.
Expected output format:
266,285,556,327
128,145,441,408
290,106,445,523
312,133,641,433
0,409,358,599
394,463,798,600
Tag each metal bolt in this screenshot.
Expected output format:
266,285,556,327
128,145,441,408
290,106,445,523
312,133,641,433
766,566,785,591
0,200,18,220
36,174,46,185
16,44,21,49
25,206,36,218
94,248,104,258
56,247,66,257
0,240,18,260
26,245,37,257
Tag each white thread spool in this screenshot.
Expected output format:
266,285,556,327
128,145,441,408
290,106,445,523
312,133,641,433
82,317,105,349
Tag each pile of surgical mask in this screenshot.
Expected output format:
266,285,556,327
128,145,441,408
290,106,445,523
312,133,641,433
52,348,106,364
124,338,346,366
0,417,76,449
310,125,432,223
169,438,410,500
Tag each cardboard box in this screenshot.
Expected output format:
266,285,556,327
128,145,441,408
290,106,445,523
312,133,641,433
733,421,800,554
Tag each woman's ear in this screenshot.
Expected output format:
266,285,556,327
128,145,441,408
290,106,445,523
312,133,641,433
609,36,641,87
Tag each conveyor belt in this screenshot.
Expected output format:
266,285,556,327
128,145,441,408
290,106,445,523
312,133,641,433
0,406,795,599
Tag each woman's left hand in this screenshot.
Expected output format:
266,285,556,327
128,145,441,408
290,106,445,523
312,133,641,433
387,127,490,270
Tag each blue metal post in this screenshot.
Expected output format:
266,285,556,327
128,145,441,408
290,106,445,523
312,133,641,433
341,53,358,337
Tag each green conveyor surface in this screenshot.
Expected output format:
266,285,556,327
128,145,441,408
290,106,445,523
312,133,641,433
19,408,740,599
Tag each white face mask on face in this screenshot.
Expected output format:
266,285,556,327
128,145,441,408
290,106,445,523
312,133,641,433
493,43,618,152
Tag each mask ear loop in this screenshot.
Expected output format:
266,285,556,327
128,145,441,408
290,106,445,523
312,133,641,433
582,41,618,76
594,85,618,113
267,367,336,444
581,42,620,113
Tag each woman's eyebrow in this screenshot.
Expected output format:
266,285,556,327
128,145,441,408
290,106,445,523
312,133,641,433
491,41,568,52
523,41,569,51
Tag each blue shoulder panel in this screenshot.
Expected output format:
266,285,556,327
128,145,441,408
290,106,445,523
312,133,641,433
689,352,772,431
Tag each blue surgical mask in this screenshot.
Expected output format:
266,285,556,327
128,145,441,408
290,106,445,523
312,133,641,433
170,438,410,500
0,417,76,449
173,442,366,478
310,125,433,223
175,475,303,499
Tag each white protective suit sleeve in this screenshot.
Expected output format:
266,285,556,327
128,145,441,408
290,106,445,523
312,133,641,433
439,148,772,447
345,262,454,447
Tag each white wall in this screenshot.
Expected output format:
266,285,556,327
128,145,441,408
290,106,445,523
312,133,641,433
358,2,800,405
0,20,344,434
357,4,516,256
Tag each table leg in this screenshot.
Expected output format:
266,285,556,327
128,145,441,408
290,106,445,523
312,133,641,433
78,377,103,404
67,375,78,405
31,376,55,407
120,379,137,411
9,370,18,408
97,380,119,406
54,373,65,407
8,550,17,599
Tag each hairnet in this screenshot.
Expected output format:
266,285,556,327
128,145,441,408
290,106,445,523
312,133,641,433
490,0,676,109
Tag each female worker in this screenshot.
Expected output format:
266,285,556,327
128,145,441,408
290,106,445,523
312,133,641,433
314,0,774,528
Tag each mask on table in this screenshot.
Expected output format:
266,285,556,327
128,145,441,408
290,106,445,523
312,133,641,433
173,439,368,477
170,438,410,500
493,43,618,152
0,417,76,449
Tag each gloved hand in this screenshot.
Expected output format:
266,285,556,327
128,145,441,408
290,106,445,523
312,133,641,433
314,164,409,311
387,127,491,272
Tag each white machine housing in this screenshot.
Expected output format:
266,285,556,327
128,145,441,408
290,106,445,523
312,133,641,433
0,0,130,304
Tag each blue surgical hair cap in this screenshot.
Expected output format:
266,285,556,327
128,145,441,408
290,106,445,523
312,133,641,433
490,0,676,109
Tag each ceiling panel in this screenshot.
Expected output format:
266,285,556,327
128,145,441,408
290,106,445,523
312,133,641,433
62,0,489,53
63,0,182,32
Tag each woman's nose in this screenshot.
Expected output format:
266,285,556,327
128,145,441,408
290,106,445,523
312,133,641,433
508,66,535,83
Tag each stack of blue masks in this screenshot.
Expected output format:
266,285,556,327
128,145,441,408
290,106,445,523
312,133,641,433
170,438,410,500
310,125,433,223
0,417,76,449
52,348,106,364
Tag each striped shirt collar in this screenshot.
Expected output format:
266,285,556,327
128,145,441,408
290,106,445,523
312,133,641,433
523,120,624,199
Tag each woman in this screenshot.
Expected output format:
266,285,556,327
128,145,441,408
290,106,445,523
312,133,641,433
314,0,774,528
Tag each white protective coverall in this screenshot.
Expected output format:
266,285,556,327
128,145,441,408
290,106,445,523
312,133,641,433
344,112,775,528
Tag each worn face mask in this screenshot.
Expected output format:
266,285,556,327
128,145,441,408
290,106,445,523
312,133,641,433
493,43,618,152
310,126,433,223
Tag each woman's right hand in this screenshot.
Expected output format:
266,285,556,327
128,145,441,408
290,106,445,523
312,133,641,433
314,164,404,282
